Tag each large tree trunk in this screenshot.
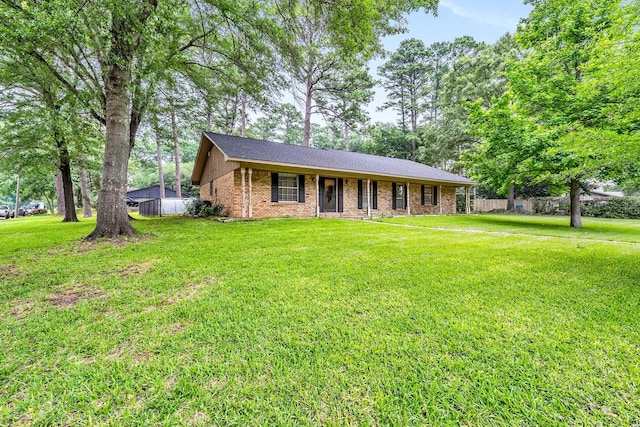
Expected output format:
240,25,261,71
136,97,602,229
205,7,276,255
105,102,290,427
569,178,582,228
506,185,515,211
154,119,166,199
79,167,92,218
303,81,312,147
170,99,182,199
344,121,350,152
87,63,136,239
58,144,78,222
241,94,247,137
410,111,417,161
55,172,65,216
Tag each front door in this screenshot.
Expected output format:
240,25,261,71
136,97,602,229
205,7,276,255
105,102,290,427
324,178,337,212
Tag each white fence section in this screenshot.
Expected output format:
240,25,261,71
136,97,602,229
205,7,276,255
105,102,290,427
139,198,191,217
474,199,534,213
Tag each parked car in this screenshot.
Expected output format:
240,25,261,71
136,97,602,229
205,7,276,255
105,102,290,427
126,197,139,207
25,202,47,215
0,205,11,219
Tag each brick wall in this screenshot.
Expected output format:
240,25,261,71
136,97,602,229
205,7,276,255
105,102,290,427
248,169,317,218
199,170,235,216
201,167,460,218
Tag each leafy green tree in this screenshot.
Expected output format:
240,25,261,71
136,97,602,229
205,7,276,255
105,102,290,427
0,0,273,238
463,94,545,209
248,104,304,145
508,0,623,227
378,38,430,160
271,0,438,147
315,60,375,151
363,123,413,160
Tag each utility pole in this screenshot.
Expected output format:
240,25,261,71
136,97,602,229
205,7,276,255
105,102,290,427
14,175,20,217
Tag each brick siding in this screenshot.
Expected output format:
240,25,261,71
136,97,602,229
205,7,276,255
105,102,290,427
200,167,459,218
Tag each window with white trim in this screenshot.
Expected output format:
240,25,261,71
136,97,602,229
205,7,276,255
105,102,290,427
278,173,298,202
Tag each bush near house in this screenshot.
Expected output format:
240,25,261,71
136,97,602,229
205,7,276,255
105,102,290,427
184,199,225,218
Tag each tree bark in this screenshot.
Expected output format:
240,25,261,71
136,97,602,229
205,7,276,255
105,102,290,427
410,112,417,162
506,185,515,211
79,167,92,217
241,94,247,137
87,62,137,239
55,172,65,216
170,98,182,199
58,143,78,222
569,178,583,228
154,119,166,199
344,121,350,152
303,81,312,147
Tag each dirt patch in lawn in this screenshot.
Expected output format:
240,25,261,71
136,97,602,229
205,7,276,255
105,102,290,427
166,277,217,305
7,300,35,320
47,285,106,308
112,260,157,278
0,264,22,279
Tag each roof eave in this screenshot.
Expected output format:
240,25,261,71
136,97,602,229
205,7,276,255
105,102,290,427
191,133,215,185
230,157,475,186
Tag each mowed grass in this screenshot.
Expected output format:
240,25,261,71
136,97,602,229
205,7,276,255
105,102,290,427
1,214,639,425
378,213,640,242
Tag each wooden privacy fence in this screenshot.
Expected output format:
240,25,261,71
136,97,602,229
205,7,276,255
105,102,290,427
473,199,534,213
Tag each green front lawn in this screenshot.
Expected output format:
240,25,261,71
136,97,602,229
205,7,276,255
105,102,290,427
378,213,640,242
1,215,639,425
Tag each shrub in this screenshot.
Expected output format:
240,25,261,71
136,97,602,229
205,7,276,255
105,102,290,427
456,193,474,213
185,199,224,218
581,197,640,219
31,208,48,215
533,196,640,219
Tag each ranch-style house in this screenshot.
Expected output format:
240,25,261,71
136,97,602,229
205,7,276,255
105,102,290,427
191,132,474,219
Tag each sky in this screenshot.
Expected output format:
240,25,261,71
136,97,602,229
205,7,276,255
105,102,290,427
369,0,533,123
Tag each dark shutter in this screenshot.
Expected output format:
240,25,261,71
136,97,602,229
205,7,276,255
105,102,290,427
404,184,408,210
271,173,278,202
433,185,438,205
337,178,344,213
421,185,425,206
319,178,325,212
357,180,363,209
298,175,305,203
372,181,378,209
392,183,397,210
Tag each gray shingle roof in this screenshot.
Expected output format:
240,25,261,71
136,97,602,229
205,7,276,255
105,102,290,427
204,132,474,185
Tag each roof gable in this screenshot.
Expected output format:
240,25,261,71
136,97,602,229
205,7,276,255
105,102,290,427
192,132,474,186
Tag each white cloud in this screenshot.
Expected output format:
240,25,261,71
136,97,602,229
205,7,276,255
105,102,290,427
440,0,520,30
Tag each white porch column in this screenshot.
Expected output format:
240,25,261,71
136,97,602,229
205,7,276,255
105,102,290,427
439,184,443,214
465,186,471,214
241,167,246,218
406,182,411,215
248,168,253,218
316,174,320,217
473,186,477,212
367,178,371,218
